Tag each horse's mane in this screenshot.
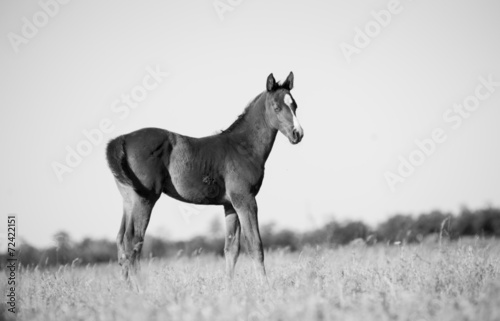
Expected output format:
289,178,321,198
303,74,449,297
221,82,289,134
221,92,264,134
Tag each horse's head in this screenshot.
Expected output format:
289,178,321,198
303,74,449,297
264,72,304,144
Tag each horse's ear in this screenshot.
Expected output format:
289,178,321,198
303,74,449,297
266,73,277,92
283,71,294,90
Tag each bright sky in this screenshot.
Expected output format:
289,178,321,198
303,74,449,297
1,0,499,247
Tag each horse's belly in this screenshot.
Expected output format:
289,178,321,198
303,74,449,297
163,168,225,205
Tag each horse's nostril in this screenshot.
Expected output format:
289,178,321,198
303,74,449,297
292,130,300,141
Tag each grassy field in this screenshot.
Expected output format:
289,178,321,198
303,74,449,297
3,238,500,321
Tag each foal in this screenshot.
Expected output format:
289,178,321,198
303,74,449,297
106,72,304,281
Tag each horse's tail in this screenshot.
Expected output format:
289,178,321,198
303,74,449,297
106,136,149,197
106,136,133,187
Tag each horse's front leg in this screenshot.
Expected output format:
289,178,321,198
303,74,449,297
224,203,241,280
229,194,266,282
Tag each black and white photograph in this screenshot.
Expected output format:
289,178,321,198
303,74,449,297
1,0,500,320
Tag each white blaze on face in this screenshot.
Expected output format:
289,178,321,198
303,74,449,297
284,94,303,133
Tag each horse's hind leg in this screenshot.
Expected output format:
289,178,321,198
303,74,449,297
116,182,158,281
116,212,127,276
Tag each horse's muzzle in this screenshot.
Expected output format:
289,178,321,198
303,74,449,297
291,128,303,144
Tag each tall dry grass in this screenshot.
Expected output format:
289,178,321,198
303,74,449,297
2,238,500,321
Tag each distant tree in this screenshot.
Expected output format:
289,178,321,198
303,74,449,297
476,207,500,236
143,235,171,258
77,238,116,263
377,214,414,243
301,222,332,245
261,223,299,251
451,207,476,237
413,210,449,237
330,221,369,245
52,231,75,265
54,231,72,249
18,241,42,267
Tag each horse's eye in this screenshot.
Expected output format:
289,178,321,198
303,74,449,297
274,105,282,112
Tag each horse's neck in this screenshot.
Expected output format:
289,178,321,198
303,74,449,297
230,93,278,164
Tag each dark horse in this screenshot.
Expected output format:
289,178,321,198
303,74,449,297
106,72,304,281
